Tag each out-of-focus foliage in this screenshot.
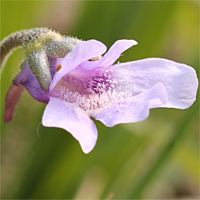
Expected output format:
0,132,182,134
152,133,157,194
1,1,199,199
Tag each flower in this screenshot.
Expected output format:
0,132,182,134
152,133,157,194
5,39,198,154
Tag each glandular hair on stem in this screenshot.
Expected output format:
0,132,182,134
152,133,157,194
0,28,51,71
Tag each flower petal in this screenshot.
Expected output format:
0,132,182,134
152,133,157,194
93,83,168,127
42,97,98,154
112,58,198,109
50,40,107,90
79,39,138,70
97,39,138,67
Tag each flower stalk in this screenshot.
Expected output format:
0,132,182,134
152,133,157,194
0,28,82,91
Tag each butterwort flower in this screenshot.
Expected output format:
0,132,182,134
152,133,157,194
4,39,198,154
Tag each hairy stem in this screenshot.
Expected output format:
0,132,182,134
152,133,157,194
0,28,50,70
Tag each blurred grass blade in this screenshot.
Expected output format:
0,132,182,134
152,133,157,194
128,102,199,199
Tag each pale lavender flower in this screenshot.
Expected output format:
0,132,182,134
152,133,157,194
5,39,198,153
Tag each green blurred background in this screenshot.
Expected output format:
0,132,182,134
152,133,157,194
1,1,199,199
